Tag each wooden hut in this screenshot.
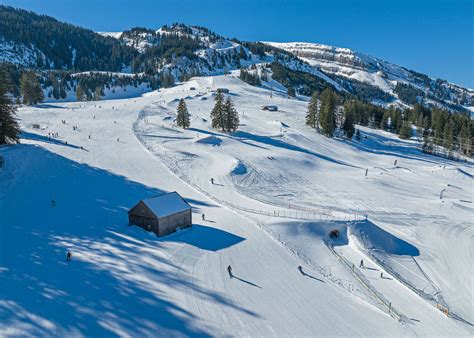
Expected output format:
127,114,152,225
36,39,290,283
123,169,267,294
128,192,192,237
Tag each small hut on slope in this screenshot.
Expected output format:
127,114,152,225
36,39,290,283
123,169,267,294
128,192,192,237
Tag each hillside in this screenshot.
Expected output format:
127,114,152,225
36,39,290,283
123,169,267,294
0,5,472,112
1,73,472,336
0,6,136,71
267,42,473,111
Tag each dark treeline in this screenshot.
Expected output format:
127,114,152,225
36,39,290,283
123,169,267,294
270,62,335,96
0,69,20,144
1,65,160,104
306,88,473,158
0,5,137,71
239,68,261,86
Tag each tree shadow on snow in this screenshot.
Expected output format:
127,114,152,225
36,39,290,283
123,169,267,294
0,144,258,337
342,129,452,166
234,131,359,168
188,127,268,150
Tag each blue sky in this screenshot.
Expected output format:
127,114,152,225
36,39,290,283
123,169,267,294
2,0,473,87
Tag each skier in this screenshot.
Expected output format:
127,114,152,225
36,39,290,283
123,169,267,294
360,259,364,268
117,138,120,142
88,135,91,139
210,178,214,185
66,251,72,262
380,272,383,278
298,265,304,275
227,265,233,278
202,214,205,221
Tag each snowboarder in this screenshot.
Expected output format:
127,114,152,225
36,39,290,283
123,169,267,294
360,259,364,268
227,265,233,278
298,265,304,275
210,178,214,184
66,251,72,262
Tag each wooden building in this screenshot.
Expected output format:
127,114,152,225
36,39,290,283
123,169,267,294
128,192,192,237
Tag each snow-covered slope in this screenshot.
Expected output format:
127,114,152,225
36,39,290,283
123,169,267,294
267,42,473,109
1,74,472,336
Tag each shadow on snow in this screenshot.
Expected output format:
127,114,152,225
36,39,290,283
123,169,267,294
0,144,255,337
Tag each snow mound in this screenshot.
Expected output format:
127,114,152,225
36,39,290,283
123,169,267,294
350,220,420,256
231,161,248,175
195,135,222,146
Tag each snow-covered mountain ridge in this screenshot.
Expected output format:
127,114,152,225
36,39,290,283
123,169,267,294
0,4,471,111
98,25,472,111
266,42,473,111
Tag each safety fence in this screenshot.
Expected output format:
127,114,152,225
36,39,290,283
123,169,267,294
358,235,473,327
231,185,368,222
326,244,404,322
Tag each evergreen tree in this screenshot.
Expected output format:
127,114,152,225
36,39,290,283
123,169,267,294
306,92,319,130
443,121,454,152
93,86,102,101
20,71,43,105
319,88,336,137
223,97,239,132
422,129,434,154
59,80,67,99
460,121,472,156
211,90,225,131
399,120,412,139
76,84,85,101
176,98,190,129
0,71,20,144
342,108,355,138
287,87,296,97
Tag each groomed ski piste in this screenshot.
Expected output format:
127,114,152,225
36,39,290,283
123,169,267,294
1,73,473,337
